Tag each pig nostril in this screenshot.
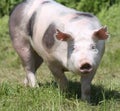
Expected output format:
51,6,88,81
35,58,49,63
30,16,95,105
80,63,92,71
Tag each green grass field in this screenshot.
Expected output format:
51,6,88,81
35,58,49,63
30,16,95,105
0,4,120,111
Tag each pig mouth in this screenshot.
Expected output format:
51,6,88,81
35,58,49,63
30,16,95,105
79,63,93,74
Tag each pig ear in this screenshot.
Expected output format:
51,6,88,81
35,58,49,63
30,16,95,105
55,29,72,41
93,26,109,40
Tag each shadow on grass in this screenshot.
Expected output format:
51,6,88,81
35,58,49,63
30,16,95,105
68,81,120,105
39,81,120,105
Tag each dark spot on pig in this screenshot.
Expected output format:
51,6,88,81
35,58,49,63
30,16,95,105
42,23,56,49
76,12,94,18
27,12,36,37
9,1,25,16
70,12,94,22
42,1,51,4
9,2,26,40
9,3,25,27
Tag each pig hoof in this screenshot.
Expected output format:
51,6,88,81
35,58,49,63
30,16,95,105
24,78,38,88
59,83,69,93
81,96,90,103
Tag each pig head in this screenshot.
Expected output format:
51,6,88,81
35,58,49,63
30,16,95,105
53,25,108,101
9,0,109,102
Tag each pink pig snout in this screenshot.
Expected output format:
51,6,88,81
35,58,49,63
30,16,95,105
79,62,93,74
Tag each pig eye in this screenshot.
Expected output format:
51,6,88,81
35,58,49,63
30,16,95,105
72,47,75,51
71,44,75,51
91,45,96,49
90,44,98,53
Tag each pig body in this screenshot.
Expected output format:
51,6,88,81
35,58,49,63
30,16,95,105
9,0,108,102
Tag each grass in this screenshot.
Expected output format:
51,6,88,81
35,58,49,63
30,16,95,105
0,4,120,111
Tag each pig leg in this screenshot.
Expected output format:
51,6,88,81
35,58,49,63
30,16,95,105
48,65,68,91
81,70,96,102
24,49,43,87
11,36,43,87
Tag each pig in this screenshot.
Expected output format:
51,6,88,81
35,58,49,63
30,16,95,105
9,0,109,102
